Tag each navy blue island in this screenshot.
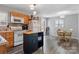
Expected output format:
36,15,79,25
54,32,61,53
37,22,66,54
23,32,43,54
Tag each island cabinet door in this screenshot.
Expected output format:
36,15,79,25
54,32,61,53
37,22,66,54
23,34,33,54
23,33,38,54
31,34,38,52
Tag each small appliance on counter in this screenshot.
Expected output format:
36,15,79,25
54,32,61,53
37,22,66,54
22,24,28,30
11,16,24,23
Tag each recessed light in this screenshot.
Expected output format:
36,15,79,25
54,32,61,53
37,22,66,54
57,11,71,15
60,15,65,18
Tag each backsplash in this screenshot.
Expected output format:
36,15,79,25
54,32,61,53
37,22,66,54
0,26,7,31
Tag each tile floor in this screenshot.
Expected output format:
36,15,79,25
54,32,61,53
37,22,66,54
7,35,79,54
7,45,43,54
44,35,79,54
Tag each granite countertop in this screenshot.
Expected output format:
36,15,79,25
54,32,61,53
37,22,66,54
23,31,43,34
0,35,8,46
0,31,13,32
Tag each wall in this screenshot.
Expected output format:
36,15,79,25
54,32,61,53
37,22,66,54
48,17,56,36
0,5,10,24
0,5,30,25
64,14,78,38
77,14,79,39
48,14,79,38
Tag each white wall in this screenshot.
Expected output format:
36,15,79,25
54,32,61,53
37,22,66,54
0,5,10,24
48,14,79,39
64,14,78,38
77,14,79,39
48,17,56,36
0,5,29,24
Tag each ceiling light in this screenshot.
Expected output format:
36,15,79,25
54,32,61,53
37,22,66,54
57,11,71,15
30,5,34,10
33,11,37,15
30,4,36,10
60,15,65,18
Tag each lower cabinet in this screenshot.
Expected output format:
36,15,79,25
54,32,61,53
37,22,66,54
5,32,14,48
0,44,8,54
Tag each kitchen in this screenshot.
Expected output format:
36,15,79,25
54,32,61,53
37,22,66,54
1,4,79,54
0,4,44,54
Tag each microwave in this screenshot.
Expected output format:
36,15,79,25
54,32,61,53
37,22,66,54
11,16,24,23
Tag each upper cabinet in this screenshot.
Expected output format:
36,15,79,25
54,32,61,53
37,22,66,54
24,15,30,24
10,11,30,24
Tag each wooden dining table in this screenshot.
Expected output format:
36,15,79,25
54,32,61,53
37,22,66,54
57,30,72,42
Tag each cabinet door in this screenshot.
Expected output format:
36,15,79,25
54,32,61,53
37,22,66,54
23,34,33,53
31,33,38,52
0,45,8,54
24,16,30,24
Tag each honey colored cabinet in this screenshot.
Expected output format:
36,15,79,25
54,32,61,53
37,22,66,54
0,32,14,48
6,32,14,48
10,11,25,17
0,44,8,54
24,16,30,24
10,11,30,24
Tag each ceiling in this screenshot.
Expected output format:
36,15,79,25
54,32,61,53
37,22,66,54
2,4,79,17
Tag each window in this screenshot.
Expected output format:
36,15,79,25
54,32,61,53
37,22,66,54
0,12,8,26
55,19,64,28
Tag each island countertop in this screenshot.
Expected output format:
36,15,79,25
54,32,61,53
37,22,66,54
23,31,43,34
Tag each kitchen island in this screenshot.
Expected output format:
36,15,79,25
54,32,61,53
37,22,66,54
0,31,14,54
0,31,14,48
23,31,43,54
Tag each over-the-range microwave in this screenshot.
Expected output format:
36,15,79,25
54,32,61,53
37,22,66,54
11,16,24,23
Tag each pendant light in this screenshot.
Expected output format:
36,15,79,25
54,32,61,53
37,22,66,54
30,4,36,10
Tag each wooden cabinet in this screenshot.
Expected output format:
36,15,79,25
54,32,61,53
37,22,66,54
6,32,14,48
0,44,8,54
10,11,30,24
0,32,14,54
0,32,6,38
0,32,14,48
24,16,30,24
10,11,24,17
